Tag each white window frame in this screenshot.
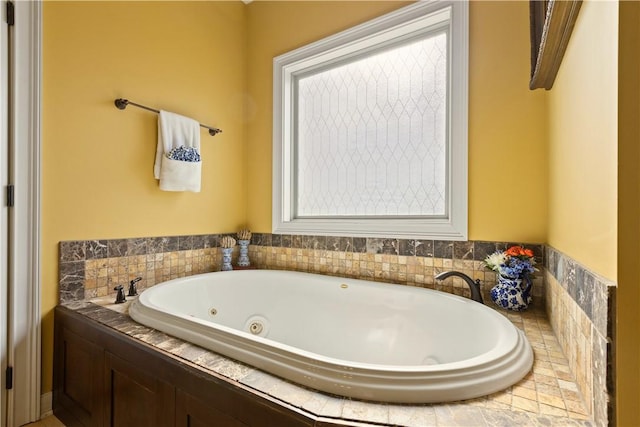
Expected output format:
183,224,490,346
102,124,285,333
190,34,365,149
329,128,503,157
273,0,468,240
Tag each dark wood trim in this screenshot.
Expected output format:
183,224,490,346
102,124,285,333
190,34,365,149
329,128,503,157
529,0,582,90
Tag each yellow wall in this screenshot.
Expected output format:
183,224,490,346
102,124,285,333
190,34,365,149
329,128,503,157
246,1,549,243
42,1,247,393
245,1,413,232
468,1,547,242
547,0,618,281
616,1,640,424
40,2,638,421
42,0,549,395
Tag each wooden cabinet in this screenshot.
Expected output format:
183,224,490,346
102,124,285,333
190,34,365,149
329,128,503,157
53,327,104,427
104,352,174,427
175,390,248,427
53,306,328,427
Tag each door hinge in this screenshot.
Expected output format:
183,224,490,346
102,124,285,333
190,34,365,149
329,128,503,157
6,366,12,389
6,184,13,207
6,1,14,26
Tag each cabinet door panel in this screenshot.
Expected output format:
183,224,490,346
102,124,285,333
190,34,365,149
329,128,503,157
176,389,247,427
54,327,104,427
104,352,174,427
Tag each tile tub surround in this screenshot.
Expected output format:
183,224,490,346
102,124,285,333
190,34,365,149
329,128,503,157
544,246,616,427
247,236,545,306
59,235,222,303
62,298,593,426
59,235,546,305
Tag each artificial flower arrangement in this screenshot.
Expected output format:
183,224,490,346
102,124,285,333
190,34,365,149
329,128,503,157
483,245,537,311
483,245,537,279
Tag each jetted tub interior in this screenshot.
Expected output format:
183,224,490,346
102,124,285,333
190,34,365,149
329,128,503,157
129,269,533,403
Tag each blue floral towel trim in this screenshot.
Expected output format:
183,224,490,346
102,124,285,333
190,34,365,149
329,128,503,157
166,146,201,162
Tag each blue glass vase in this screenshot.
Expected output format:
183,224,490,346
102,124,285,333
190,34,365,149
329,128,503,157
490,274,532,311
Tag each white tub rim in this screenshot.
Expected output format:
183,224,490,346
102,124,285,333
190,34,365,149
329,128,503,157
129,269,534,403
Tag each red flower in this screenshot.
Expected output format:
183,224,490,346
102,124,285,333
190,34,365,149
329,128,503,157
505,246,535,259
505,246,525,256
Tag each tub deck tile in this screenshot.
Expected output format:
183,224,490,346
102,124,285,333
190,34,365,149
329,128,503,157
114,323,153,338
241,369,282,393
171,342,211,362
138,329,172,346
195,352,255,381
207,358,254,381
75,300,594,427
388,404,436,426
301,392,333,414
319,396,345,418
342,400,389,425
154,336,186,352
512,384,538,400
480,407,531,426
482,399,511,411
434,404,487,426
269,381,318,408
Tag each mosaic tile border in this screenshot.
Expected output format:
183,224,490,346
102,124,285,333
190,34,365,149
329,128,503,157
544,245,616,427
249,233,545,262
59,234,545,305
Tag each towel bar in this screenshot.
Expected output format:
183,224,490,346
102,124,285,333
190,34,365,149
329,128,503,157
114,98,222,136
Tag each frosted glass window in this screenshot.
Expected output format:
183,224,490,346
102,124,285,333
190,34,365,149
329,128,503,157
273,1,468,239
296,33,447,217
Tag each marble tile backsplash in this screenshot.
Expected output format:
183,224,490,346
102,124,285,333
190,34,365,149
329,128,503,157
250,234,546,306
59,234,545,306
544,245,616,427
59,235,222,302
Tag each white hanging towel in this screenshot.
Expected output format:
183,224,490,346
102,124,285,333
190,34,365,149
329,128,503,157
155,110,202,192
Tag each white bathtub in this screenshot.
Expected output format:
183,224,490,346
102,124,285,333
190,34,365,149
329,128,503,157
129,269,533,403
